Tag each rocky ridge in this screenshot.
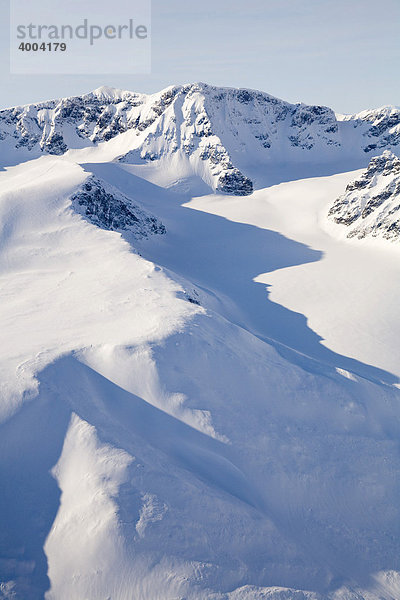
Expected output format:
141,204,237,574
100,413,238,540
328,150,400,241
71,176,166,238
2,83,399,196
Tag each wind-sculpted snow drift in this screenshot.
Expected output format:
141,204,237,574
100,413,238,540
1,84,400,600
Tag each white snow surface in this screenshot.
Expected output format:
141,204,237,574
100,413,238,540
1,85,400,600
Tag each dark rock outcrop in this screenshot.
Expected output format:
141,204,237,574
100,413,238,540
71,178,166,237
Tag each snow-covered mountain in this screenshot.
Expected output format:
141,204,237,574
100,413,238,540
328,150,400,241
1,84,400,600
1,83,400,194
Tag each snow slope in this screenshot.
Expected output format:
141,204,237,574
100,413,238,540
184,169,400,379
0,157,190,422
1,85,400,600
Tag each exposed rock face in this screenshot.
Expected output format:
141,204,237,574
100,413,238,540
328,151,400,241
217,169,253,195
0,88,147,155
71,177,166,237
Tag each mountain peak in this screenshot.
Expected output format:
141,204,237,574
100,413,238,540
90,85,130,100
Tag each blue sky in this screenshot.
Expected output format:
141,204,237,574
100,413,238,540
1,0,399,112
